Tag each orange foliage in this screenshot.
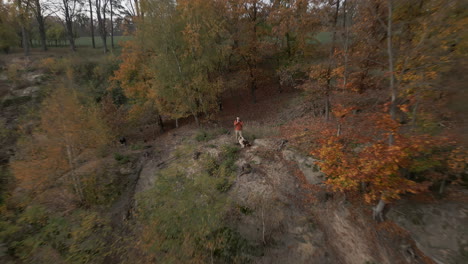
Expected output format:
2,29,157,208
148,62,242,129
111,40,156,102
311,111,453,203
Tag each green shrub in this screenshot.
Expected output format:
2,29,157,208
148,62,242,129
212,227,260,262
113,153,130,164
82,171,121,206
237,205,254,215
195,130,214,142
130,143,144,150
2,96,32,108
219,145,239,175
136,167,228,262
0,166,12,205
6,63,20,84
216,178,233,193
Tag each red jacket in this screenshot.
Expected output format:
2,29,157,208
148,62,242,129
234,120,243,131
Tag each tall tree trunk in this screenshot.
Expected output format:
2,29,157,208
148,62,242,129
324,0,340,121
249,69,257,104
95,0,108,53
17,0,30,56
88,0,96,48
342,0,349,89
102,5,108,53
387,0,396,145
63,0,77,52
110,0,114,51
276,58,282,93
193,112,200,127
21,26,30,56
373,198,385,221
158,115,164,132
34,0,47,51
65,18,76,51
411,100,419,128
134,0,141,18
374,0,396,222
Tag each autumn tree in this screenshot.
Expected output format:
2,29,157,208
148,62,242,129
309,0,467,220
226,0,268,103
268,0,320,92
112,40,164,130
0,2,19,53
12,84,111,202
117,0,230,126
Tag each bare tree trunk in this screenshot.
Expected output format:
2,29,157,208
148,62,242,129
325,0,340,121
250,73,257,104
21,26,30,56
17,0,30,56
175,118,179,128
193,113,200,127
387,0,396,145
373,198,385,221
134,0,141,18
65,19,76,52
63,0,77,52
374,0,396,222
34,0,47,51
88,0,96,48
110,0,114,51
342,0,349,89
276,58,282,93
96,0,108,53
325,95,330,120
439,176,447,195
158,115,164,132
411,99,418,128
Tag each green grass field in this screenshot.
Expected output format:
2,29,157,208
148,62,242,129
75,36,133,47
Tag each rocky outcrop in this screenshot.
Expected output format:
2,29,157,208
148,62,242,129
233,139,335,263
282,149,324,185
388,200,468,264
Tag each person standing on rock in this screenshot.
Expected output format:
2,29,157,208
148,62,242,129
234,117,244,141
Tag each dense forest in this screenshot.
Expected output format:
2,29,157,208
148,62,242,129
0,0,467,263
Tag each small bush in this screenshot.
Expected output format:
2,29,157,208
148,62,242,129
0,166,12,205
237,205,254,215
173,144,195,159
216,178,233,193
2,96,32,108
212,227,261,262
6,63,20,84
219,145,239,175
82,170,121,206
203,155,220,176
40,57,63,75
195,130,213,142
130,143,144,150
113,153,130,164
